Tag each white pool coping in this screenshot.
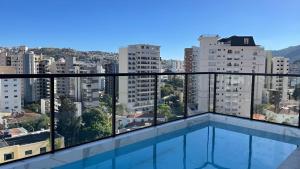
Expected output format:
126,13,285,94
2,113,300,169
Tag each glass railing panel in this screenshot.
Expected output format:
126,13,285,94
158,75,185,124
253,75,299,126
116,75,155,134
54,76,112,149
0,77,52,164
187,74,210,116
215,74,252,118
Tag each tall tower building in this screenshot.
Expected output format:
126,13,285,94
195,35,266,117
119,44,161,112
69,61,100,109
104,60,119,97
184,47,199,109
268,56,289,103
49,58,73,98
23,52,54,103
0,46,27,105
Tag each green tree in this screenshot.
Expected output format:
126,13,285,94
99,94,113,114
56,97,81,147
158,104,174,120
166,77,184,88
161,84,173,98
80,108,112,142
116,104,127,115
11,114,50,132
270,91,281,113
25,102,41,113
100,94,112,107
256,104,268,115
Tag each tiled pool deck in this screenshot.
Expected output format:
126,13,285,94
2,113,300,169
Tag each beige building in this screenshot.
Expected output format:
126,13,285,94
119,44,161,112
0,130,64,163
194,35,267,117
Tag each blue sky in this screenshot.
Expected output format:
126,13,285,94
0,0,299,59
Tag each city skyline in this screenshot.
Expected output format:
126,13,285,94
1,0,300,59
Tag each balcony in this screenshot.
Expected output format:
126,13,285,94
0,72,300,169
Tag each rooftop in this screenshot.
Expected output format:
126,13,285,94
218,35,256,46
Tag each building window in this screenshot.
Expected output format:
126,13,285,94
228,50,232,54
244,38,249,45
40,147,47,154
4,153,14,161
25,150,32,156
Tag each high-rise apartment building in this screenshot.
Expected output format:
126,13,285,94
265,56,289,103
69,61,100,108
49,58,73,97
184,47,199,108
0,46,27,105
23,52,54,103
119,44,161,112
165,59,184,72
0,67,21,114
184,48,193,73
97,65,106,91
104,61,119,97
194,35,266,117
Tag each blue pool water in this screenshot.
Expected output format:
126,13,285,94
55,122,299,169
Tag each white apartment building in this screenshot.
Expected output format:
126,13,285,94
119,44,161,112
24,52,54,103
97,65,106,91
194,35,266,117
49,58,72,97
69,61,100,109
270,56,289,102
0,67,21,114
166,59,184,72
0,46,27,105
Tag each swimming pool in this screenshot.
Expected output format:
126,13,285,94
55,122,298,169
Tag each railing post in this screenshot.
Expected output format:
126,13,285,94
208,73,211,112
213,73,217,113
250,75,255,119
154,75,158,126
298,101,300,128
50,77,55,153
112,75,116,136
184,74,188,118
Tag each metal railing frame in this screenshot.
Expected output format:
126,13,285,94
1,72,300,166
